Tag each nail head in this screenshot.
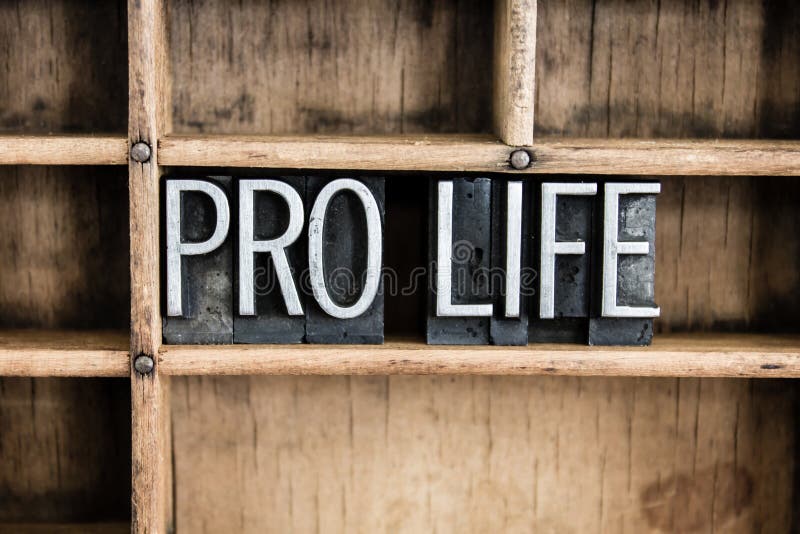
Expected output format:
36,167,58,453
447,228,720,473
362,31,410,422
130,142,152,163
134,354,155,375
509,149,532,170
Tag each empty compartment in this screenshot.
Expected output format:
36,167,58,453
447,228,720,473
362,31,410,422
0,0,128,134
656,175,800,333
169,375,796,533
0,166,129,329
167,0,494,135
536,0,800,138
0,377,131,526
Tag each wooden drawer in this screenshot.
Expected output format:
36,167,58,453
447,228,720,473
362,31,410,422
0,0,797,532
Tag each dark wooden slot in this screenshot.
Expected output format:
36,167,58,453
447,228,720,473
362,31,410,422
0,377,131,525
166,0,494,136
0,167,130,330
0,0,128,134
536,1,800,139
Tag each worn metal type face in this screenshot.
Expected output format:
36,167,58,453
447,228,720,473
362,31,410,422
589,182,660,346
529,182,596,343
305,177,385,344
163,177,234,345
234,177,307,344
427,178,493,345
161,176,659,347
490,180,529,346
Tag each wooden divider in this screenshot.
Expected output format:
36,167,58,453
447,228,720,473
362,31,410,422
493,0,537,146
159,135,800,175
0,135,128,165
128,0,171,532
157,334,800,378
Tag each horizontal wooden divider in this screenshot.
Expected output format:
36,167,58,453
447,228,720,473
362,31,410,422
159,135,800,176
159,134,512,171
0,330,130,377
533,138,800,176
0,135,128,165
2,134,796,175
157,333,800,378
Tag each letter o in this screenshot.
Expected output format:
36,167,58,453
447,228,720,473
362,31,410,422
308,179,382,319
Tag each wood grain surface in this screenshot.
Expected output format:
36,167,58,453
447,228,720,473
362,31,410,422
159,134,800,175
493,0,537,145
129,0,171,532
0,167,130,330
0,0,127,134
167,0,493,136
0,135,128,166
171,375,795,533
535,0,800,139
158,334,800,378
0,378,130,523
0,330,129,377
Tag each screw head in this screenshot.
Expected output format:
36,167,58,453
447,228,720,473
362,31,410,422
134,354,155,375
509,149,532,170
130,142,152,163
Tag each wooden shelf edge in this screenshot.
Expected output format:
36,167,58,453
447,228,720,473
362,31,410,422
533,138,800,176
0,330,129,377
159,134,800,176
157,333,800,378
0,134,128,165
159,134,513,171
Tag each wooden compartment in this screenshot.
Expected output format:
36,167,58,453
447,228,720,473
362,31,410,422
154,1,800,531
535,0,800,139
0,377,131,532
386,175,800,337
170,375,795,533
162,173,800,530
0,167,130,330
0,166,130,376
166,0,494,135
1,0,798,532
0,0,128,134
0,166,130,529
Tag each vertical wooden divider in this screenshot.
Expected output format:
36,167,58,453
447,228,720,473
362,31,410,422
493,0,537,146
129,0,172,532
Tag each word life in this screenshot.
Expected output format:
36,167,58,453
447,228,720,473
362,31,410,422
162,176,658,346
428,178,659,347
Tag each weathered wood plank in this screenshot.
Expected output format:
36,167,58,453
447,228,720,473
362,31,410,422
169,375,796,533
158,333,800,378
493,0,537,145
167,0,493,135
129,0,171,532
0,135,128,165
0,0,127,134
535,0,800,139
159,135,800,175
0,330,129,377
0,167,130,329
